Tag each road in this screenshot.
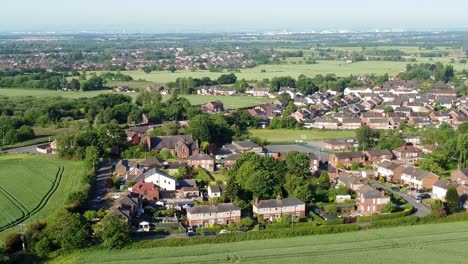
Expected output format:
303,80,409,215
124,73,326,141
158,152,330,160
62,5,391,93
88,159,114,210
371,181,431,217
4,144,41,154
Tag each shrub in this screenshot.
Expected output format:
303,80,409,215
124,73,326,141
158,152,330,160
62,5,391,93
4,233,22,252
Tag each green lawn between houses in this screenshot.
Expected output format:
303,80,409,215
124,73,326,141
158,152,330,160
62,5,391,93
0,154,84,242
248,128,356,144
51,221,468,264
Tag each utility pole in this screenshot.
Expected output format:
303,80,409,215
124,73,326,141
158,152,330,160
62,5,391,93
20,224,27,253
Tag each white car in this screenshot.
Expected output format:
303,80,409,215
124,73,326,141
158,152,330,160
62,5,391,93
219,229,231,234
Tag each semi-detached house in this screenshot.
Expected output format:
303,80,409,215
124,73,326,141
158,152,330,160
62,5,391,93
253,197,306,222
186,203,241,227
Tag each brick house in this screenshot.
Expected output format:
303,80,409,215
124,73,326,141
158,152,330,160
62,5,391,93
364,149,394,164
208,185,222,199
314,118,340,129
223,141,263,154
451,168,468,185
252,197,306,222
201,100,225,113
187,153,215,172
337,173,366,192
392,145,422,165
341,118,362,129
143,135,199,159
400,166,439,190
329,152,366,168
246,87,271,97
322,139,351,151
186,203,241,227
356,185,391,215
180,186,200,198
376,160,405,182
224,154,238,168
368,118,390,130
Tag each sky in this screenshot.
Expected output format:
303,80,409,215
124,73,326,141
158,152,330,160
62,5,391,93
1,0,468,33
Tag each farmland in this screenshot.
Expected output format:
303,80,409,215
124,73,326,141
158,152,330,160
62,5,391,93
249,128,355,144
0,154,84,240
51,221,468,264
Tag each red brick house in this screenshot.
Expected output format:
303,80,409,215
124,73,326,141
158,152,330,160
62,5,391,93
329,152,366,168
322,140,351,151
356,185,391,215
392,145,422,164
252,197,306,222
452,168,468,185
364,149,394,164
187,153,215,172
201,100,225,113
186,203,241,227
143,135,199,159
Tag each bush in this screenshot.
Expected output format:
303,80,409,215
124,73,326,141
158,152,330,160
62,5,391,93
4,233,22,252
356,208,413,223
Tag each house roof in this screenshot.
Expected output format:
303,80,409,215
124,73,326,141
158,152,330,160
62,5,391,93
433,179,450,189
358,186,385,199
186,203,240,214
148,135,196,151
338,173,363,185
254,198,305,209
208,185,222,193
333,152,365,159
232,141,261,149
366,149,393,157
377,160,403,171
402,166,431,180
143,168,176,181
189,153,215,161
181,186,199,192
139,156,164,168
178,179,197,188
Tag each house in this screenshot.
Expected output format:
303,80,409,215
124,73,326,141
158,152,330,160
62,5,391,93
264,144,321,171
322,139,352,151
343,87,373,96
291,109,312,122
356,185,391,215
186,203,241,227
327,166,340,182
400,167,439,190
224,154,238,168
130,182,159,201
252,197,306,222
368,118,390,130
246,87,271,97
115,159,138,176
201,100,225,113
187,153,215,172
314,118,340,129
337,173,366,192
430,111,451,124
180,187,200,198
143,135,199,159
223,141,263,154
139,156,165,170
341,118,361,129
392,145,422,164
108,193,143,223
208,185,223,199
376,160,405,182
127,132,141,145
329,152,366,168
364,149,393,164
432,179,452,201
451,168,468,185
457,185,468,210
143,168,177,191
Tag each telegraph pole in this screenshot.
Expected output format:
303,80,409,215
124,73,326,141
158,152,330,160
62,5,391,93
20,224,27,253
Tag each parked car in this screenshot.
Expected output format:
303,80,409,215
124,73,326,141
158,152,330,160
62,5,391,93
418,193,431,199
186,231,196,237
202,231,216,236
219,229,231,234
237,228,247,232
187,226,193,232
258,224,266,230
415,197,421,203
391,187,399,192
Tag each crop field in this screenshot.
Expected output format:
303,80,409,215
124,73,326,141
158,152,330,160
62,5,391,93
249,128,355,144
0,154,84,240
0,89,273,109
52,221,468,264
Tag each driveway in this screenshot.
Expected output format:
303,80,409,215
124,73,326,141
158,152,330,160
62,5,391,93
371,181,431,218
4,144,41,154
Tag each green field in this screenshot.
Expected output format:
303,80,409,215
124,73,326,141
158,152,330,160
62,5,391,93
0,154,84,240
249,128,355,143
51,221,468,264
0,89,273,109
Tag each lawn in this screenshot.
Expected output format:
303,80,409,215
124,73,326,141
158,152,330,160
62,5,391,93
0,88,273,109
0,154,84,241
249,128,355,144
51,221,468,264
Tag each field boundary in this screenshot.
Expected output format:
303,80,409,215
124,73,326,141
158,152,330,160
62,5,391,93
0,166,64,232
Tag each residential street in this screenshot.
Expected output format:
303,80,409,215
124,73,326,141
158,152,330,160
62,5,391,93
88,159,114,210
371,181,431,218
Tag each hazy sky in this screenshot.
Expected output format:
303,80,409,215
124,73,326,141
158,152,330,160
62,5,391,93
1,0,468,33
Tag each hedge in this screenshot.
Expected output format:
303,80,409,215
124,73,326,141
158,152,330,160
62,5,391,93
356,207,413,223
133,224,360,249
309,211,344,225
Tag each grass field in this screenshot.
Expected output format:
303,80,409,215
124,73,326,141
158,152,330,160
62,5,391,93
249,128,355,144
0,88,273,109
0,154,84,241
51,221,468,264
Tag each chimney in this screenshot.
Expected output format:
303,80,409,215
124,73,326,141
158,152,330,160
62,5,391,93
255,197,260,205
380,190,385,197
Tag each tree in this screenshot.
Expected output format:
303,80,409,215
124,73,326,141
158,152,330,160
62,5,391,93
217,73,237,84
97,121,127,156
85,146,99,170
381,202,397,213
237,217,255,229
284,151,311,178
68,79,81,91
356,125,378,150
445,186,460,214
96,214,130,249
45,209,91,251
